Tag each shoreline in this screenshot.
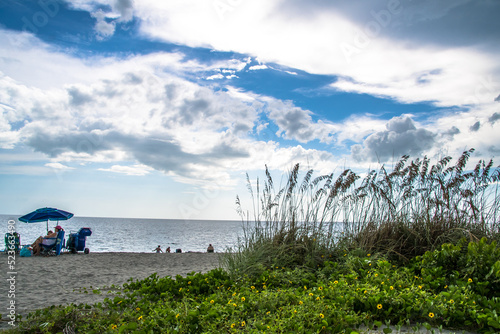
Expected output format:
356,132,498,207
0,252,223,329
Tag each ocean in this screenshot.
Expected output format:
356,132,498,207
1,215,245,253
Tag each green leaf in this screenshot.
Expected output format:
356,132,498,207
487,319,500,329
383,328,393,333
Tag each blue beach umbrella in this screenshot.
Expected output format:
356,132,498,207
19,207,74,232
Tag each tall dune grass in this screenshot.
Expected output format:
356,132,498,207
224,149,500,275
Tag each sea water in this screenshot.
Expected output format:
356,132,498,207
0,215,245,253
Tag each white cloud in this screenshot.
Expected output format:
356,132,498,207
351,115,436,162
249,64,268,71
93,0,498,108
206,73,224,80
265,98,337,144
45,162,75,170
91,9,116,40
0,33,340,186
98,164,153,176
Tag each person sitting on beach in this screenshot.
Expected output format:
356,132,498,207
207,244,214,253
166,246,171,253
153,245,163,253
31,226,63,256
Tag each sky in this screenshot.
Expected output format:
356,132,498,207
0,0,499,220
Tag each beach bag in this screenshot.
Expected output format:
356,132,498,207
20,246,32,257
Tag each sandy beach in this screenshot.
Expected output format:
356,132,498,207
0,252,222,328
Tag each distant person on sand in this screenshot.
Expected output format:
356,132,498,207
207,244,214,253
166,246,171,253
153,245,163,253
31,226,62,256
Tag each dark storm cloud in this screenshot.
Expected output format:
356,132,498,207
488,113,500,125
178,98,210,125
24,129,110,157
206,143,249,159
124,72,143,85
113,0,135,21
280,0,500,51
442,126,460,138
68,87,93,106
470,121,481,132
351,116,436,162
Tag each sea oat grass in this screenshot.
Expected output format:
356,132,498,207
226,149,500,273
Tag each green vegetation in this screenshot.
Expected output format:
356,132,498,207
4,150,500,333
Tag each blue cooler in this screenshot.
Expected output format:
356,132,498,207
67,227,92,254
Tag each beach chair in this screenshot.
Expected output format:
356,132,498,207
4,232,20,253
40,230,65,256
66,227,92,254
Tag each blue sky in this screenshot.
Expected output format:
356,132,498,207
1,0,499,219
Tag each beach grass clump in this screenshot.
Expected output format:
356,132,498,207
224,149,500,275
225,163,359,276
5,241,500,333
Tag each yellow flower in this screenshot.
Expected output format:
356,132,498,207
374,274,378,277
304,286,307,290
294,309,297,313
309,293,314,296
316,297,320,300
210,300,214,304
319,313,324,318
449,299,454,304
176,313,180,318
117,300,122,305
377,304,382,310
334,280,338,284
179,288,182,292
138,316,143,321
136,307,140,311
367,254,371,257
233,303,237,307
231,323,235,328
318,286,323,290
444,285,448,289
251,286,255,289
364,290,367,294
241,297,245,301
390,286,394,290
111,324,117,330
241,321,246,327
369,263,372,266
266,311,271,315
429,312,435,318
188,281,191,284
232,292,236,296
468,278,473,283
299,301,303,305
418,285,423,289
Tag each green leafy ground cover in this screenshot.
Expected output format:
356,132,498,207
4,238,500,333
